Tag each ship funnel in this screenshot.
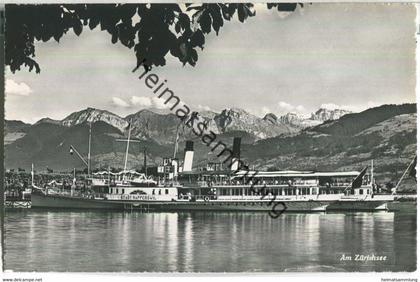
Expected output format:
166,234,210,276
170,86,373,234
183,140,194,172
231,137,241,171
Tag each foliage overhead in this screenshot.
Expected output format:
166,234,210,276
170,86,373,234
5,3,301,73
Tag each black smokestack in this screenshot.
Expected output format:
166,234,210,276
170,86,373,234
232,137,241,159
185,140,194,151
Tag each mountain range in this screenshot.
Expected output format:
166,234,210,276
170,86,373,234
4,103,417,190
6,106,351,144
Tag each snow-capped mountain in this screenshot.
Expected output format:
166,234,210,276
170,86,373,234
310,108,351,122
214,108,298,139
274,108,352,129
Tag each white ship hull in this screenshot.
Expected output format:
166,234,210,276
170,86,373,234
30,192,403,213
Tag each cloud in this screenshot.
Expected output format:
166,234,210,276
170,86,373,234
130,96,172,109
197,104,212,111
6,79,32,96
260,106,271,115
111,97,130,108
277,101,306,114
152,97,172,109
295,105,306,112
278,101,294,112
130,96,152,107
320,103,339,110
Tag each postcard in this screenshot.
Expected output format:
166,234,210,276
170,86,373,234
1,2,418,281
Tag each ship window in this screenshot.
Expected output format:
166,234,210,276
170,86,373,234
122,189,125,194
152,189,155,195
165,189,169,195
359,189,363,195
159,189,161,195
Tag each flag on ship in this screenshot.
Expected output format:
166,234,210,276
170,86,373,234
351,166,368,189
408,156,417,181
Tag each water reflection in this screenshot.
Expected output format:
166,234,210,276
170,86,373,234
4,210,416,272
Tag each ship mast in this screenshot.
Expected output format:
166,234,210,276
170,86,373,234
31,163,34,186
123,121,132,172
395,156,417,191
108,166,111,188
88,122,92,176
144,147,147,177
116,120,140,174
173,122,182,158
371,159,374,185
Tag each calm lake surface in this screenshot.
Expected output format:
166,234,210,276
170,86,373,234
4,209,417,272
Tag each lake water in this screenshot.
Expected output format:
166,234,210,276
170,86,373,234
3,209,417,272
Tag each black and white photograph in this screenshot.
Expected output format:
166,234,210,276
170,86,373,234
1,2,418,279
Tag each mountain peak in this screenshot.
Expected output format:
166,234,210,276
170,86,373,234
128,108,155,116
310,108,351,122
35,117,61,125
224,107,253,116
262,113,278,124
199,110,217,119
61,108,128,132
276,112,321,129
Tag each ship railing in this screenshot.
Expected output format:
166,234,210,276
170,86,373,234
213,194,348,201
213,184,317,188
210,182,360,187
215,195,323,201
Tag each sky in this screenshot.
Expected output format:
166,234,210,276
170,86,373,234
5,3,417,124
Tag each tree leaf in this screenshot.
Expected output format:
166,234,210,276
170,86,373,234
190,30,205,49
199,12,212,34
73,20,83,36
